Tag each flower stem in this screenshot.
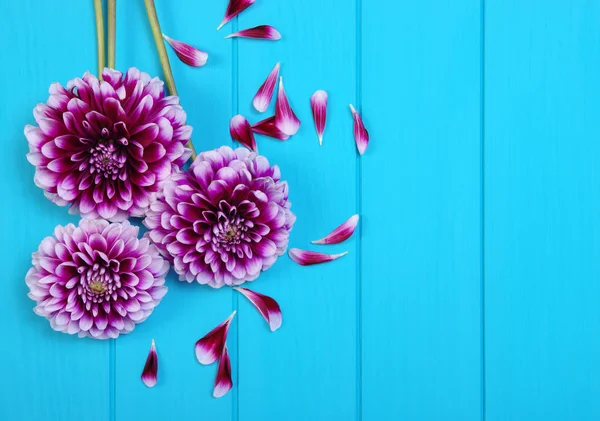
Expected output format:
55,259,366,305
144,0,197,160
107,0,116,69
93,0,105,80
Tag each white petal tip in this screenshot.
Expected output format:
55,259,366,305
318,135,323,146
349,104,356,114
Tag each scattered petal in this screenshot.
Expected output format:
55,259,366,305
233,287,282,331
310,90,328,145
217,0,255,31
195,310,236,365
288,248,348,266
350,104,369,155
141,339,158,388
213,345,233,398
253,63,280,113
163,34,208,67
252,116,290,141
230,115,257,152
225,25,281,40
312,214,359,245
275,77,301,136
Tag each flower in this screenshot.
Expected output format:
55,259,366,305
26,219,169,339
144,146,296,288
25,67,192,220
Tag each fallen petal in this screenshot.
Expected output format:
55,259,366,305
252,116,290,141
213,345,233,398
162,34,208,67
141,339,158,388
217,0,255,31
312,214,359,245
288,248,348,266
275,77,301,136
230,115,257,151
225,25,281,40
253,63,280,113
350,104,369,155
233,287,282,331
310,90,328,145
195,310,236,365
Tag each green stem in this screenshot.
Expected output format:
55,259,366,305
107,0,116,69
93,0,105,79
144,0,196,160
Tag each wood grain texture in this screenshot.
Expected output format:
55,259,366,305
485,1,600,419
361,0,483,419
2,0,600,420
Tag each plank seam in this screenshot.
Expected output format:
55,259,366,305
355,0,363,419
109,339,116,421
231,15,240,421
480,0,486,419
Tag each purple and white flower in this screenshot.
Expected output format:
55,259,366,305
25,67,192,220
144,146,296,288
26,219,168,339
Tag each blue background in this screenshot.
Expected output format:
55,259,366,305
1,0,599,420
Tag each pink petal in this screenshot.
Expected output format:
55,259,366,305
195,310,236,365
253,63,280,113
213,345,232,398
288,248,348,266
310,90,328,145
252,116,290,141
312,214,359,245
233,287,282,331
217,0,255,31
230,115,257,152
350,104,369,155
141,339,158,388
275,77,301,136
225,25,281,40
163,34,208,67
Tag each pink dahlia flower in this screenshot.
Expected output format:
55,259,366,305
144,146,295,288
25,68,192,220
26,219,169,339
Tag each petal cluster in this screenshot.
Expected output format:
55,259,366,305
145,146,296,288
26,219,169,339
25,68,192,220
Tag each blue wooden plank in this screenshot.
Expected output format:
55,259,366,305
236,1,358,420
113,1,233,420
485,1,600,420
0,1,110,420
361,1,483,419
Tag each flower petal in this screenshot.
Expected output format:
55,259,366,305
252,116,290,141
230,115,257,152
288,248,348,266
225,25,281,40
253,63,280,113
350,104,369,155
195,310,236,365
275,77,300,136
312,214,359,245
217,0,255,31
141,339,158,388
163,34,208,67
213,345,233,398
233,287,282,331
310,90,328,146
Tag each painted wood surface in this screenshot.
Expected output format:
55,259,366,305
0,1,598,420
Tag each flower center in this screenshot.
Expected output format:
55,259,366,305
80,261,120,303
89,279,106,294
89,142,125,180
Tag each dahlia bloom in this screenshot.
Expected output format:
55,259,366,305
26,219,168,339
25,67,192,220
144,146,295,288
